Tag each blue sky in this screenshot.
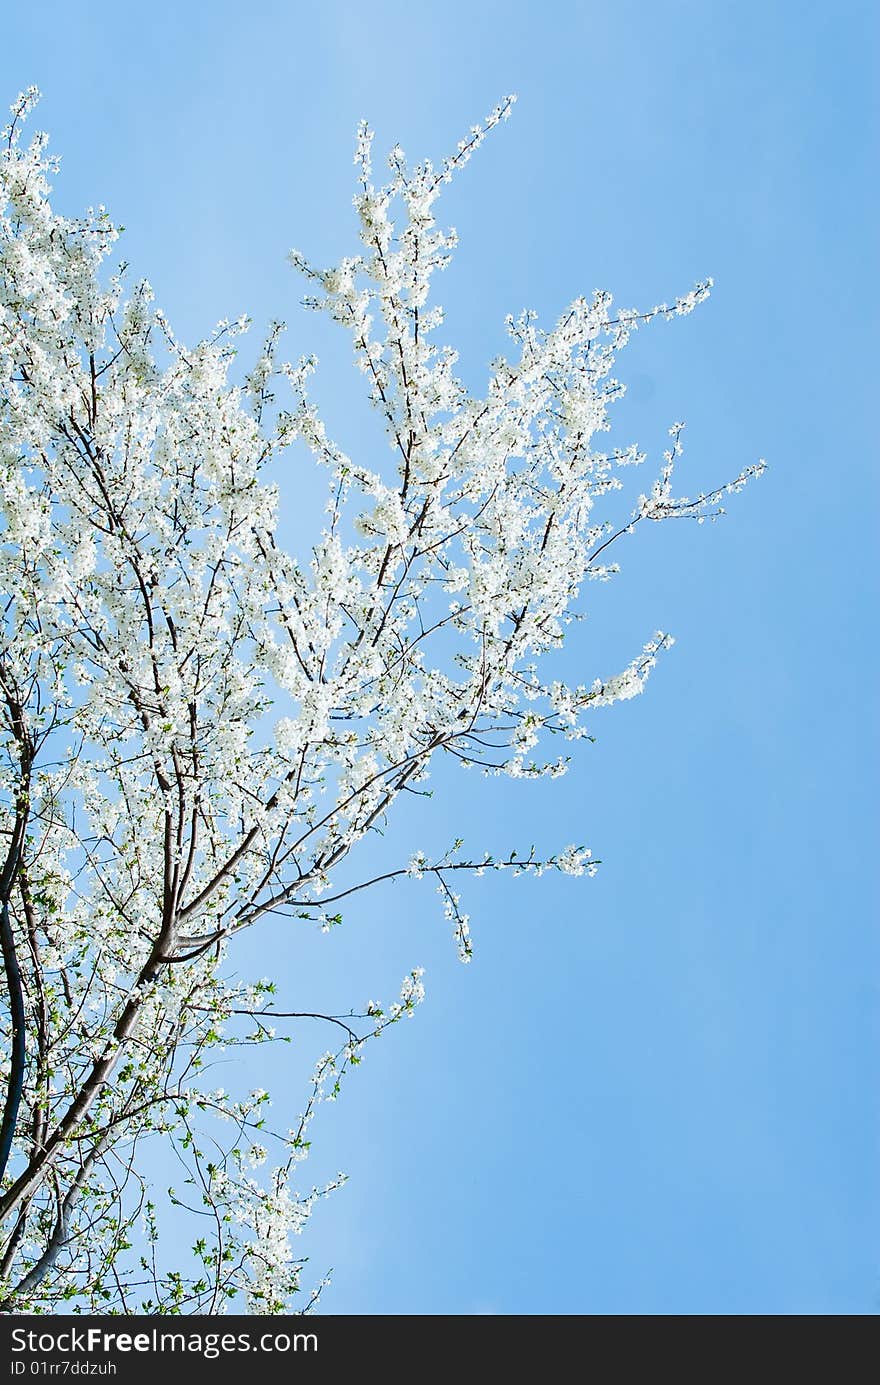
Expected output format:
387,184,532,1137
3,0,877,1314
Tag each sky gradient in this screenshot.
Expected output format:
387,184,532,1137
3,0,877,1315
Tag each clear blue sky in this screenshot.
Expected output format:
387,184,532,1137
4,1,877,1315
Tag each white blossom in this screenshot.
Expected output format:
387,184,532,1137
0,88,762,1316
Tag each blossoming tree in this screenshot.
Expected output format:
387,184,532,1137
0,88,762,1313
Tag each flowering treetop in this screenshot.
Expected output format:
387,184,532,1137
0,87,763,1313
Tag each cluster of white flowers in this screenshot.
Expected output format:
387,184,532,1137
556,845,597,878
